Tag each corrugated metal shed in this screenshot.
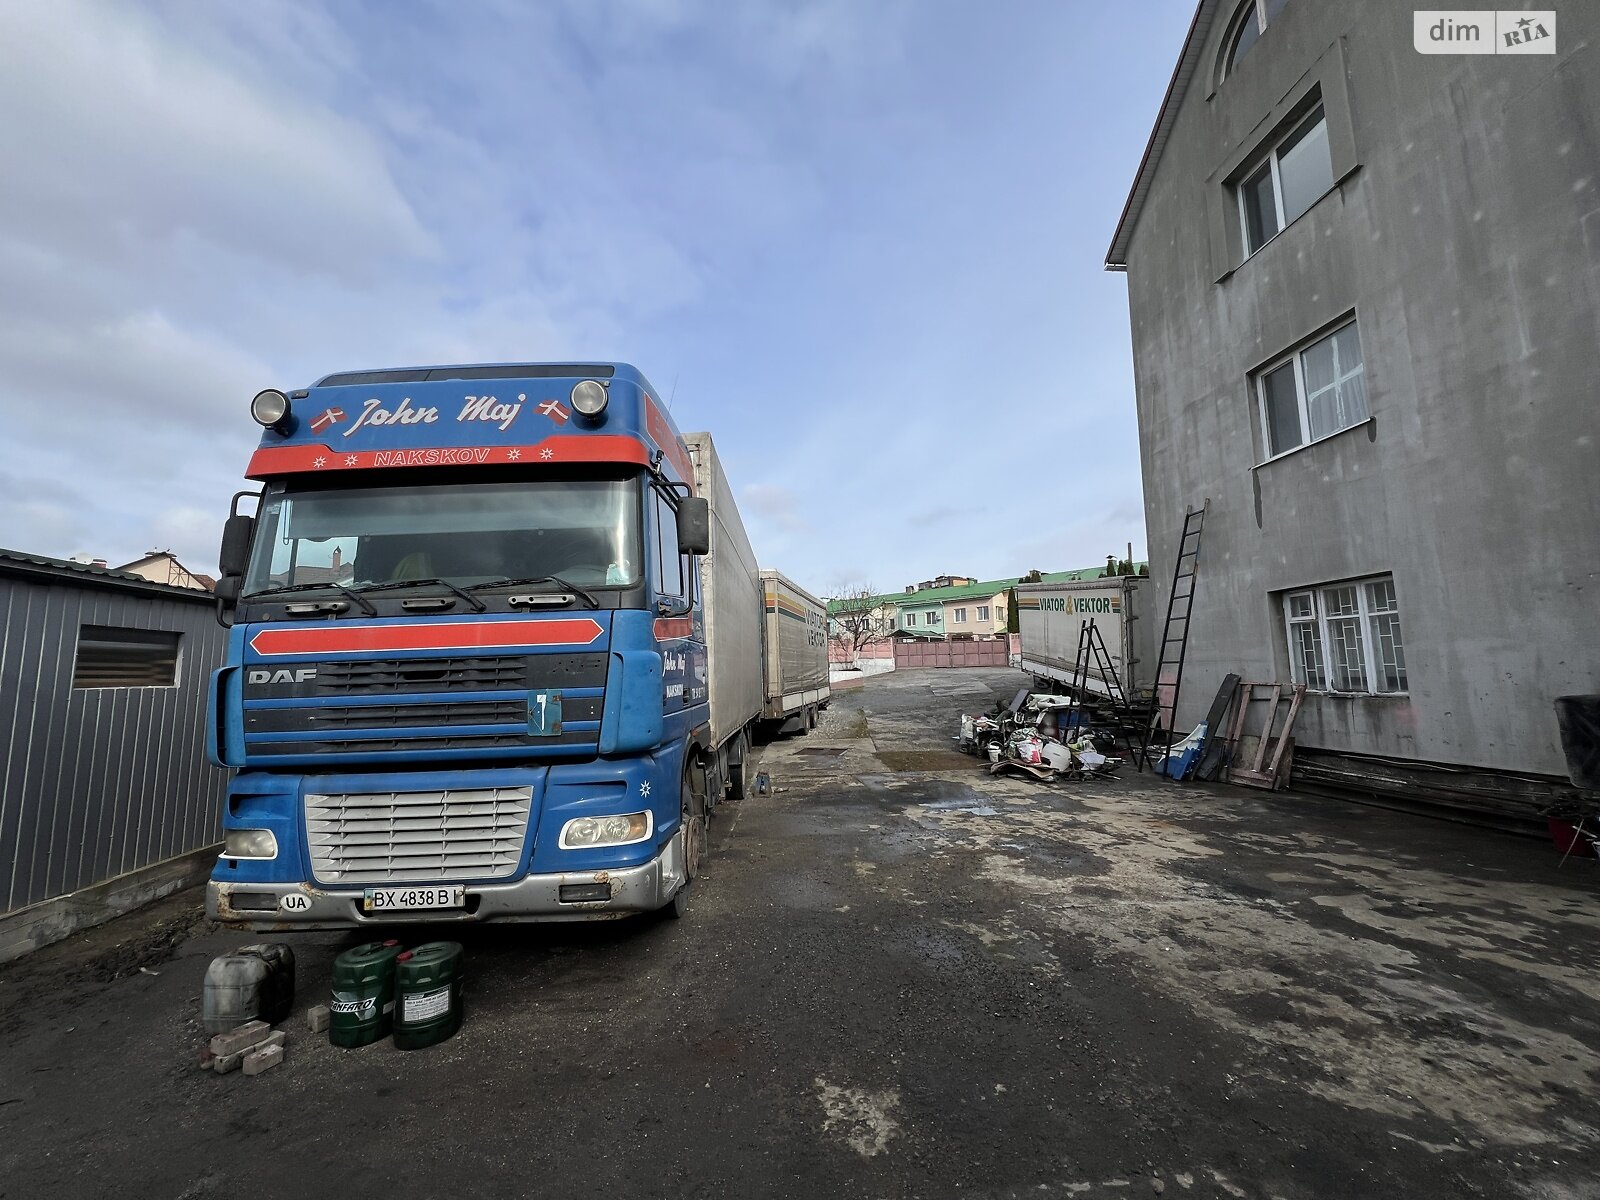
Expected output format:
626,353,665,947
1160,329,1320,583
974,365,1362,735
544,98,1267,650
0,548,229,919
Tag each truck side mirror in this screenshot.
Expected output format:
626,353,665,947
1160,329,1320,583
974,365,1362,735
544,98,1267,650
218,513,255,580
676,497,710,556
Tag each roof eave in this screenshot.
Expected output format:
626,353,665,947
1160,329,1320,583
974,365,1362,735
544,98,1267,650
1104,0,1216,271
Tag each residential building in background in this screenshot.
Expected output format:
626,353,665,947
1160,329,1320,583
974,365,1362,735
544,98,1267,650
828,563,1146,649
943,591,1004,640
905,575,974,593
1107,0,1598,816
115,549,217,592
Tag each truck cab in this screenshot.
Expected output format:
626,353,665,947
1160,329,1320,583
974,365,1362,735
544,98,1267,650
206,363,732,928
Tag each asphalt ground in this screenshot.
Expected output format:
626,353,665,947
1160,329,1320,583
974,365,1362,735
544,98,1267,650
2,667,1598,1199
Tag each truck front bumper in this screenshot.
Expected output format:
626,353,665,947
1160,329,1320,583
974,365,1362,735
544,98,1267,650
208,830,687,930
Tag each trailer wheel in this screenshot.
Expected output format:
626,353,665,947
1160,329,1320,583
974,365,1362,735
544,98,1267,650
727,732,749,801
805,706,818,732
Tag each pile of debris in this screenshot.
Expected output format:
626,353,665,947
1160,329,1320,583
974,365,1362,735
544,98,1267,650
955,689,1124,782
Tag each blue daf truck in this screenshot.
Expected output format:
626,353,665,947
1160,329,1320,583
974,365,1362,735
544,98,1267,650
206,363,771,926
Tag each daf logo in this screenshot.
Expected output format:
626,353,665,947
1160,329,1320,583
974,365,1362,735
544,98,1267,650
248,668,318,685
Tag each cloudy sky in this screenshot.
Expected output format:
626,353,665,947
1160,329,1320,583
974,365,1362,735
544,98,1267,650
0,0,1190,591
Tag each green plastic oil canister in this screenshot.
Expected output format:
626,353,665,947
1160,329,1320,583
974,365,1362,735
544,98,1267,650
392,942,464,1050
328,939,405,1048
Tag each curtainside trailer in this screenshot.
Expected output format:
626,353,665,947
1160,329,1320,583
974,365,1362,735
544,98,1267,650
758,569,830,733
1016,576,1153,703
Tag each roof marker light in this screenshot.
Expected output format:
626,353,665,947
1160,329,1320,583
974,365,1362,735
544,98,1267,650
251,389,292,430
570,379,608,419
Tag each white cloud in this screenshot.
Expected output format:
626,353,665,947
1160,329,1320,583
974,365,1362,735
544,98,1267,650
742,483,810,533
0,0,1164,589
0,2,433,280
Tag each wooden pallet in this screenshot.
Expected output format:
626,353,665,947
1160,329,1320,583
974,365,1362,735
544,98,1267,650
1222,681,1307,791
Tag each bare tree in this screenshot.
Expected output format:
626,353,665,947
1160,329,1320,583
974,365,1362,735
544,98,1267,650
827,580,889,669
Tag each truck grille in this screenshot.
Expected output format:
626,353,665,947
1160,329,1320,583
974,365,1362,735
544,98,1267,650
305,786,533,885
291,699,528,729
240,650,609,761
315,656,529,693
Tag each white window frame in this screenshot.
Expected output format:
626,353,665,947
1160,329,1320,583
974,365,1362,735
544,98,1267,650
1281,574,1408,695
977,605,990,622
1221,0,1279,82
1236,103,1329,258
1254,318,1367,462
953,607,967,622
904,612,916,627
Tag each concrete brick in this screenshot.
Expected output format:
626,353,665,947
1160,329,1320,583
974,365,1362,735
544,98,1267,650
213,1048,245,1074
306,1004,330,1034
213,1029,284,1074
242,1042,284,1076
208,1019,271,1058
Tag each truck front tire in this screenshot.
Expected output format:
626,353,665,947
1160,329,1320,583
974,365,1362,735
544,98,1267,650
681,759,707,882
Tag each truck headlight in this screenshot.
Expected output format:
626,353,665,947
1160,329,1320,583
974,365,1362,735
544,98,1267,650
559,811,651,849
570,379,608,419
224,828,279,859
251,389,291,429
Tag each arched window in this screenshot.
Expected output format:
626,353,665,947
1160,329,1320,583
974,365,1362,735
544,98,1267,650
1222,0,1288,80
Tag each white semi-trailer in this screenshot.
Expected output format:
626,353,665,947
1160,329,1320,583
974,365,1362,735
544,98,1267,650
759,569,831,733
684,432,765,804
1016,576,1153,703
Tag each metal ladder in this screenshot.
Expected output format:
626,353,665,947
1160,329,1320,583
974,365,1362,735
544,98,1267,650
1071,618,1127,708
1070,618,1144,763
1139,504,1206,771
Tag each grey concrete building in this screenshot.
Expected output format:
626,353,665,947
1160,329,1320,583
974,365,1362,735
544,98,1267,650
1107,2,1598,816
0,550,229,960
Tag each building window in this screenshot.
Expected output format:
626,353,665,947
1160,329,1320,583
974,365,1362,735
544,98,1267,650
1281,575,1407,694
977,605,990,621
1222,0,1289,80
924,610,938,624
1238,104,1332,256
953,607,967,622
72,625,182,688
905,612,916,627
1256,319,1367,458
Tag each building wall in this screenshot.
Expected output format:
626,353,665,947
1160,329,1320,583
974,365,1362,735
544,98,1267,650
0,572,229,917
894,596,945,636
1125,1,1599,776
942,591,1008,638
120,555,212,592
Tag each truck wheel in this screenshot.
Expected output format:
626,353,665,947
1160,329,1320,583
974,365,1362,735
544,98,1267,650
728,733,749,801
681,760,707,882
663,884,689,920
805,706,818,732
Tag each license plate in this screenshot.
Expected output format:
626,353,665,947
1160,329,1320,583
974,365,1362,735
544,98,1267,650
362,885,466,913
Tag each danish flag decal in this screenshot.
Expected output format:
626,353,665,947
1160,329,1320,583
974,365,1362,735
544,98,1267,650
248,618,605,656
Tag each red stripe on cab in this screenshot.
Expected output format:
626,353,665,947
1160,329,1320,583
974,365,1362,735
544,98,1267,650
652,617,694,641
246,435,652,479
249,619,605,656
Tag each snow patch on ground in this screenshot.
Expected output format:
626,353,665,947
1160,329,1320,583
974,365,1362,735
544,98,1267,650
814,1077,901,1157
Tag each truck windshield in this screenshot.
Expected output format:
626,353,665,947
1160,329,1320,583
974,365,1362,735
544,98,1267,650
242,478,641,595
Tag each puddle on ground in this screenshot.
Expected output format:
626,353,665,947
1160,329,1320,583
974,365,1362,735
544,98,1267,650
919,798,1000,817
876,749,979,773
